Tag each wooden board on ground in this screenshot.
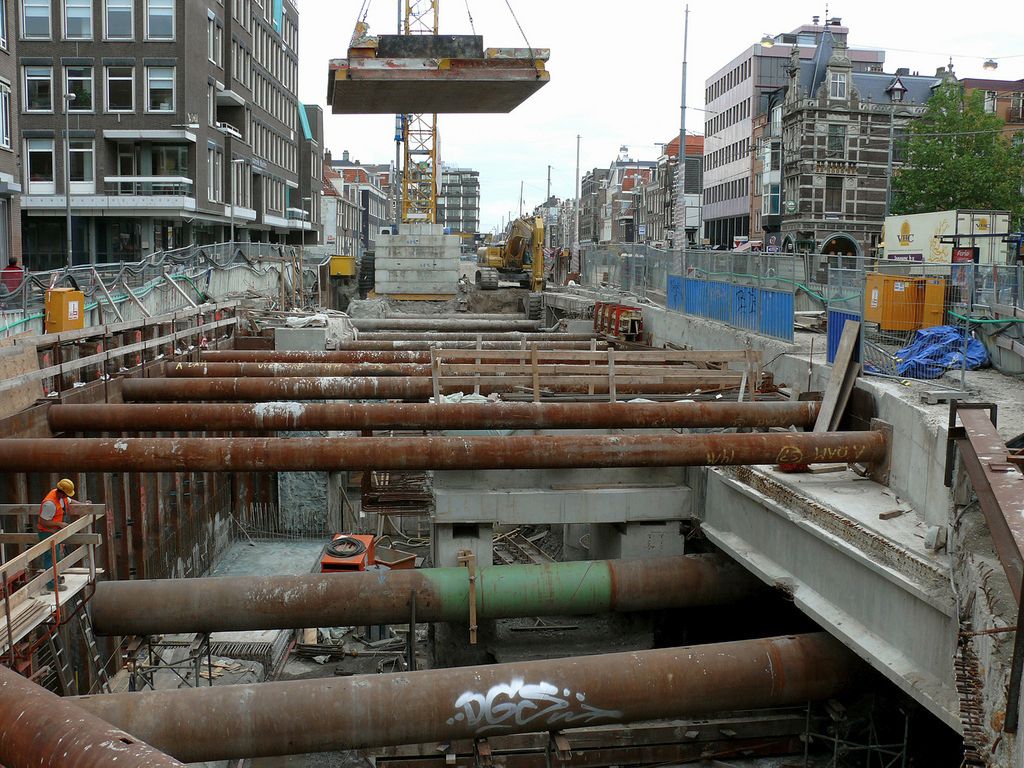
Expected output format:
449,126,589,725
813,319,861,433
0,344,39,420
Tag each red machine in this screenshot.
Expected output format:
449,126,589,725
593,302,644,342
320,534,376,573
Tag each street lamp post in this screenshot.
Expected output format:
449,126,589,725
299,195,312,306
64,93,76,269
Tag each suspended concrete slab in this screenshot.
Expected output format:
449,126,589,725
327,40,550,114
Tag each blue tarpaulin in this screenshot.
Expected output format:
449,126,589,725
876,325,989,379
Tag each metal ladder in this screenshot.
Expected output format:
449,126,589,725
42,630,75,695
78,608,111,694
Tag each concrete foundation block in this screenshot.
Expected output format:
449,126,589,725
274,327,327,351
589,521,687,560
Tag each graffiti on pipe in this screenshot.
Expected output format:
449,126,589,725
446,679,623,735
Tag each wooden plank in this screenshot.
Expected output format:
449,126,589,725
0,533,101,545
813,319,861,433
0,516,98,580
0,345,40,420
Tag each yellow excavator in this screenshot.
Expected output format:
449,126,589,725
475,216,545,292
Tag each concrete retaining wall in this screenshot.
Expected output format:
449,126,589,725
376,224,460,295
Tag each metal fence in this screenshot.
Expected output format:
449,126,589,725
578,245,802,342
0,242,327,338
823,261,1013,387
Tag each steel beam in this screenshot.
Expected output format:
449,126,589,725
48,401,820,434
72,632,859,762
0,431,887,472
119,376,746,401
91,555,760,636
0,664,184,767
351,318,542,332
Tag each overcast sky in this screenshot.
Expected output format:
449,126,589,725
296,1,1022,232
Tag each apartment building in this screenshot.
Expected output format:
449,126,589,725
702,18,885,248
17,0,311,268
578,167,608,245
437,164,480,238
961,77,1024,140
330,150,388,256
0,0,21,271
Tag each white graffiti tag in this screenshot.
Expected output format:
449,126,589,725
446,679,623,735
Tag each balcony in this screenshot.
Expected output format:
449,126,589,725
105,176,194,196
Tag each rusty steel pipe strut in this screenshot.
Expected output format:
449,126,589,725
336,340,605,350
48,400,820,434
0,664,185,768
0,431,886,473
90,555,760,636
351,318,542,332
165,361,433,378
72,632,860,762
120,377,747,401
354,332,596,341
200,348,614,363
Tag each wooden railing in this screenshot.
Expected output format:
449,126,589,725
0,507,104,657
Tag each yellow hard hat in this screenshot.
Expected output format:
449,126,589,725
57,478,75,497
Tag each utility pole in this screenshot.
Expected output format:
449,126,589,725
64,92,76,269
572,134,580,276
546,165,551,248
519,181,524,217
674,4,690,276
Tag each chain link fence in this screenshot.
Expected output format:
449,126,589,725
825,261,1002,387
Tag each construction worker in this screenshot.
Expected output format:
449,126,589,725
38,479,85,591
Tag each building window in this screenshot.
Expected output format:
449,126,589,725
22,0,50,38
829,72,847,100
890,88,904,103
26,137,54,192
153,145,187,175
105,0,132,39
0,0,8,48
0,84,9,149
826,124,845,158
146,0,173,40
105,65,133,111
146,66,174,112
207,82,214,126
24,66,52,112
64,0,92,39
1011,93,1024,122
984,90,997,114
69,139,94,185
207,147,222,202
65,65,93,111
207,15,222,65
825,176,844,213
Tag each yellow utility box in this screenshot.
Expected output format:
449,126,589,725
329,255,356,277
864,273,946,332
44,288,85,333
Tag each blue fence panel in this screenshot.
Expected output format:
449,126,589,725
679,278,793,342
667,275,683,311
759,289,794,342
827,310,862,363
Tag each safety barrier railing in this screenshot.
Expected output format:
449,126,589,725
0,242,330,338
0,508,104,658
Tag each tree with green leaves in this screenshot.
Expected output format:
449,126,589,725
892,81,1024,227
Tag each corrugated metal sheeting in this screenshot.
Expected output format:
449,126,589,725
680,278,794,342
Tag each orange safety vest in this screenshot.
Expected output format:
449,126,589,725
38,489,69,533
